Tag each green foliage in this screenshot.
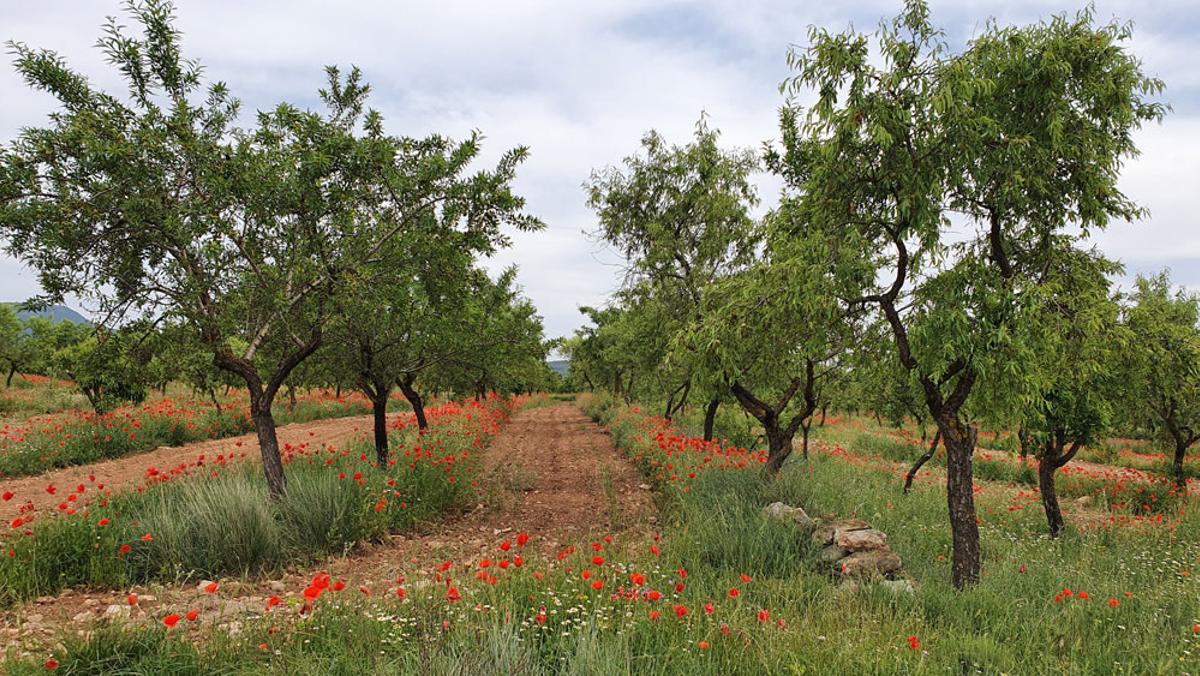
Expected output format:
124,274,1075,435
1118,272,1200,476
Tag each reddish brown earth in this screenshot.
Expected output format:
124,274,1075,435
0,415,375,523
0,403,656,658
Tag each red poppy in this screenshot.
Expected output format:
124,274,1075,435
117,544,131,556
45,659,58,670
1108,599,1119,608
674,604,688,618
907,635,920,650
517,533,530,547
163,614,181,629
697,641,710,650
757,609,770,623
646,590,662,602
186,609,199,622
128,594,138,606
1,491,13,502
204,582,218,594
704,603,714,615
728,588,740,599
447,587,461,602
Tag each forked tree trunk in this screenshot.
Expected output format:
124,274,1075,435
763,418,795,476
1038,449,1064,537
702,397,720,442
398,375,429,431
903,429,940,494
5,364,16,388
249,388,287,499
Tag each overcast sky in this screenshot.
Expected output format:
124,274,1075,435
2,0,1196,341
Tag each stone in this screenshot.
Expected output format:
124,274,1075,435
837,549,903,579
880,579,916,594
104,604,130,619
35,596,55,605
71,610,92,623
83,598,100,607
198,580,216,592
267,581,286,593
811,518,871,547
762,502,815,530
1074,495,1094,507
836,528,888,552
820,544,849,563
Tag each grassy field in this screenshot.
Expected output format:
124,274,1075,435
0,397,515,606
5,394,1196,673
0,378,414,479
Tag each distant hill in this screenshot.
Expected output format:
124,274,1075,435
547,359,569,377
4,303,91,325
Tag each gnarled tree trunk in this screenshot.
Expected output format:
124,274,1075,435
398,374,429,431
903,429,940,494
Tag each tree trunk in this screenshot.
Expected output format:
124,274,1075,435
1039,441,1065,538
903,429,940,494
818,403,828,427
762,419,795,477
335,383,342,398
800,422,811,460
286,384,297,410
206,386,220,411
398,375,429,431
940,420,980,589
5,364,15,388
250,390,287,499
371,394,389,467
1175,440,1188,488
702,397,720,442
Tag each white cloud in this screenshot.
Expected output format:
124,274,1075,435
1,0,1196,339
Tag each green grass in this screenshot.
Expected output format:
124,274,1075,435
0,388,413,479
8,394,1200,674
0,398,509,605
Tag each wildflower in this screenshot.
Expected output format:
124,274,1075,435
740,574,753,583
674,604,689,619
591,581,604,591
128,594,138,606
447,587,461,602
2,491,13,502
97,518,110,527
45,659,58,670
646,590,662,602
186,609,199,622
118,544,131,556
704,603,714,615
592,556,605,566
1108,599,1119,608
697,641,710,650
728,588,740,599
758,609,769,623
500,541,512,552
163,614,181,629
517,533,531,547
204,582,219,594
141,533,154,542
649,610,661,621
907,635,920,650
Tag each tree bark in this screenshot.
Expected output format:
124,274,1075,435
5,364,15,388
249,388,287,499
702,397,720,442
903,429,940,494
818,403,828,427
1174,439,1188,488
1038,440,1065,538
800,422,811,460
762,419,795,476
398,374,429,430
371,394,389,467
940,418,980,589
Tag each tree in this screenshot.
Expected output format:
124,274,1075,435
0,2,537,498
587,118,759,437
0,305,27,387
776,2,1163,587
1121,272,1200,487
682,204,854,475
50,328,150,414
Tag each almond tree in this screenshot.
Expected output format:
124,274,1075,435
1121,272,1200,487
586,119,759,437
0,1,507,497
776,2,1163,586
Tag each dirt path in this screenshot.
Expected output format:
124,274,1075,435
0,414,374,523
0,404,655,657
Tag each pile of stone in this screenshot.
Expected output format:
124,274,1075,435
762,501,910,587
